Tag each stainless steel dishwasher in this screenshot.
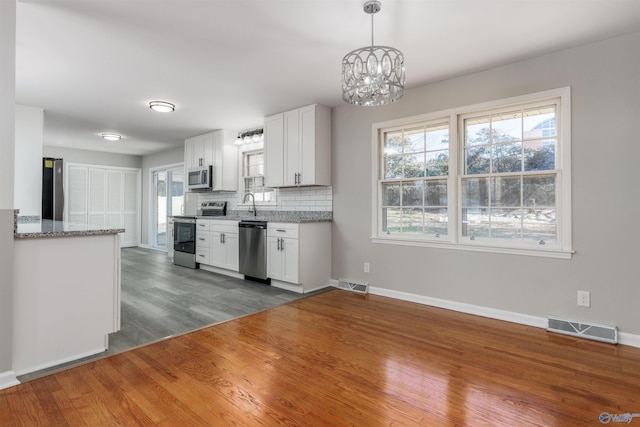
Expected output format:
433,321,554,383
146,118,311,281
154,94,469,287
238,220,269,282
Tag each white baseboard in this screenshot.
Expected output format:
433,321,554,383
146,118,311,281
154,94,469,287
619,332,640,348
138,243,150,249
13,347,106,377
198,264,243,280
271,280,303,294
304,283,332,294
369,286,547,328
0,371,20,391
331,284,640,349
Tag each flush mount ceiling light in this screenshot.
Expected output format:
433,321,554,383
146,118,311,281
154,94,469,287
101,133,122,141
149,101,175,113
341,0,405,106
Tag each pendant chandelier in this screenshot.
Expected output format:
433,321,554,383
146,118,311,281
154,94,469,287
341,0,405,106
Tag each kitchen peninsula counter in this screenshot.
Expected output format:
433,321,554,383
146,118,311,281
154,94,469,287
12,219,122,378
14,219,124,239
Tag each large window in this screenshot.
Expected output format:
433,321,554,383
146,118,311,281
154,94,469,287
373,88,572,258
381,122,450,237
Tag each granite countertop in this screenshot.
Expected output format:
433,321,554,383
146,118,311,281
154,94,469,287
191,210,332,223
15,219,125,239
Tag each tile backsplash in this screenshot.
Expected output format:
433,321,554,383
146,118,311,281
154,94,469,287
197,186,333,213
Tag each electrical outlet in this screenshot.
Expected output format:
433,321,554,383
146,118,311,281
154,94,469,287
364,262,370,274
577,291,590,307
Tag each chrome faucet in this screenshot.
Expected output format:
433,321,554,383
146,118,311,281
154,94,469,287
243,192,256,216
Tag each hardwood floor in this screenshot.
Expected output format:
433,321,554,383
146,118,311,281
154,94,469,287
18,247,305,382
3,289,640,426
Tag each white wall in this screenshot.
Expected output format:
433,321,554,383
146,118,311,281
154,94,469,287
43,146,142,169
14,105,43,216
0,0,17,389
332,33,640,337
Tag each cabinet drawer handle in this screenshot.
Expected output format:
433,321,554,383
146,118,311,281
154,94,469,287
276,229,286,233
198,238,205,241
198,254,205,258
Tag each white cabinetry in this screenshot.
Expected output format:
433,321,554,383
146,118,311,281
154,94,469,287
195,219,211,264
184,130,238,191
196,219,239,272
264,104,331,188
267,223,299,284
267,222,331,293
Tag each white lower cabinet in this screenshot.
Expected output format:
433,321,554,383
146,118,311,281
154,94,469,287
211,229,239,271
267,222,331,293
267,234,299,284
196,219,239,272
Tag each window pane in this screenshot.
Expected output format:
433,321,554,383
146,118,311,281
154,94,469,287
384,131,403,155
523,209,556,242
466,116,491,146
466,146,490,174
382,183,401,206
426,180,447,206
524,106,556,139
426,150,449,176
402,208,424,233
402,181,423,206
524,139,555,171
523,175,555,207
492,142,522,173
490,208,522,239
382,207,401,233
492,111,522,142
245,177,254,192
425,208,448,235
404,128,425,154
491,176,521,207
462,208,489,238
384,155,403,179
426,127,449,151
462,177,489,207
404,153,426,178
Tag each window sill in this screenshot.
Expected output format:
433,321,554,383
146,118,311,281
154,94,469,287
371,236,573,259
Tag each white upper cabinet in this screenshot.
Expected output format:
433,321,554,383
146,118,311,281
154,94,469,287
184,130,238,191
264,113,284,188
264,104,331,188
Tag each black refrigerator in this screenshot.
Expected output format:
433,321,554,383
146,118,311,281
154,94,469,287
42,157,64,221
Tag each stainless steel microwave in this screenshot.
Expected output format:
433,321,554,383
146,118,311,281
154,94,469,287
187,165,213,190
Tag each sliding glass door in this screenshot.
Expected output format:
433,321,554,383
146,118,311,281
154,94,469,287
151,166,184,250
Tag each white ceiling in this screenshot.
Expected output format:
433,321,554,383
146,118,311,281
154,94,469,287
16,0,640,156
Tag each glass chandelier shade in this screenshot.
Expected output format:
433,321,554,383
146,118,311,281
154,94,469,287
342,1,405,106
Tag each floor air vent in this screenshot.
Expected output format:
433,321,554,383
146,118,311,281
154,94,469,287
337,279,369,294
547,315,617,344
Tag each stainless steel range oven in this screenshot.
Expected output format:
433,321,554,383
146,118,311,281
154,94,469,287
173,216,197,268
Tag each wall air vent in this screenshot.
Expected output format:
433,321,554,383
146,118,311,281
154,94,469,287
547,315,617,344
337,279,369,294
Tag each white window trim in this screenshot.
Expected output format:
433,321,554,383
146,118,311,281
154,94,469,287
371,87,573,259
239,144,277,207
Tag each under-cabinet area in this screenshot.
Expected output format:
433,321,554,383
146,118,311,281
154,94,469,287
191,217,331,294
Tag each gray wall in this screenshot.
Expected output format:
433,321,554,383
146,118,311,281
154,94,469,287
140,146,184,245
0,0,16,383
43,145,142,169
332,33,640,335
